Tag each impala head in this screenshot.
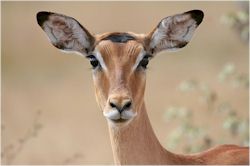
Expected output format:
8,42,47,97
37,10,203,127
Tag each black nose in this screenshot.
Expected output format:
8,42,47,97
109,100,132,113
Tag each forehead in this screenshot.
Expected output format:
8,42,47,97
96,32,145,44
91,33,147,71
94,32,145,61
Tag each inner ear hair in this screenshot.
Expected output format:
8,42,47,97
36,11,95,56
146,10,204,55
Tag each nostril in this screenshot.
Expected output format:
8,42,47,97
109,102,117,108
109,99,132,113
123,101,132,110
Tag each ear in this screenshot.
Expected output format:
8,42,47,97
147,10,204,55
36,11,95,56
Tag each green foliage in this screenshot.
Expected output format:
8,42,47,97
218,63,249,88
221,2,249,42
164,106,212,153
164,63,249,153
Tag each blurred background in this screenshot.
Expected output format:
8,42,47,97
1,1,249,164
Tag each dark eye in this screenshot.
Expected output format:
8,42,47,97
139,58,149,68
138,54,152,69
90,59,99,68
87,55,100,69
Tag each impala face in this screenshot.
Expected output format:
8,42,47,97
37,10,203,126
92,38,148,125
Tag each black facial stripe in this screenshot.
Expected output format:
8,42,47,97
102,33,135,43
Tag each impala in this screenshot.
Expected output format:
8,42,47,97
36,10,249,165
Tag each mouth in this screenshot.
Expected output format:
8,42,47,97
111,118,128,123
103,109,137,124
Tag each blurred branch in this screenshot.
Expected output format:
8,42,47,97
2,110,43,164
62,152,84,165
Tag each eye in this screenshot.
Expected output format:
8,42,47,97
90,59,99,68
138,54,152,69
139,58,149,68
87,55,100,69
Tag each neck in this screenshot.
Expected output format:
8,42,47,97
107,102,186,164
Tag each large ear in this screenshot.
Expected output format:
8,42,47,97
36,11,95,56
146,10,204,55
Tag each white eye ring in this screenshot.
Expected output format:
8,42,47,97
94,50,108,71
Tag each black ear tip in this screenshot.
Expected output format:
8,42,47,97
36,11,51,26
187,10,204,25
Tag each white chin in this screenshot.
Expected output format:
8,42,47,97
103,110,137,122
121,110,137,119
